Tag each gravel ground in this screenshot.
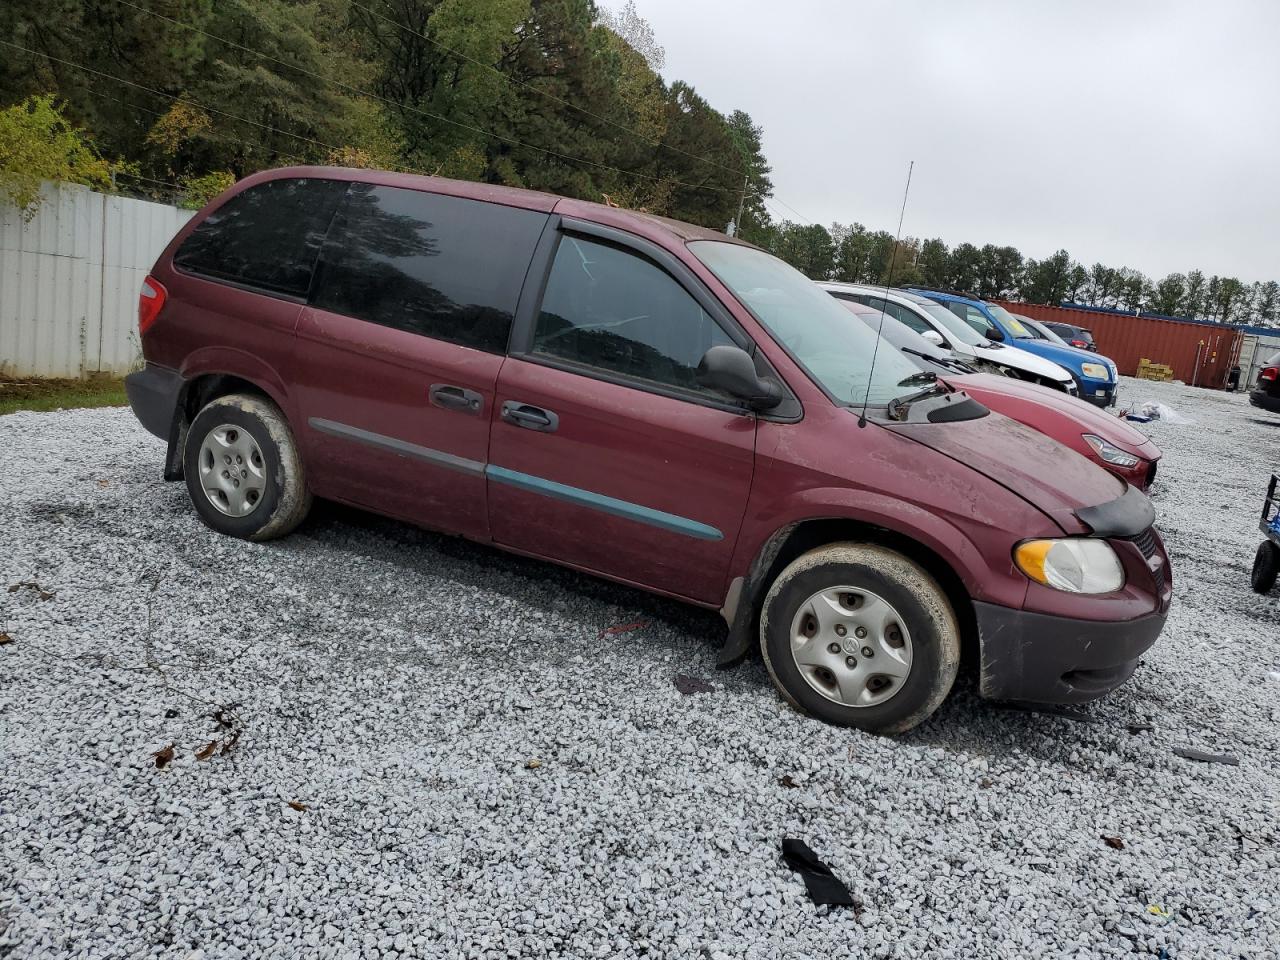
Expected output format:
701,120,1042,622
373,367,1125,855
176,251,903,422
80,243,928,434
2,376,1279,959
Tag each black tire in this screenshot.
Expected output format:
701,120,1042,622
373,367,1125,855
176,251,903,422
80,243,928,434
182,393,311,541
1251,541,1280,594
760,543,961,734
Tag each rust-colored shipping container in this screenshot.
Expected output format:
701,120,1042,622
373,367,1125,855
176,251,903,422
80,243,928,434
995,301,1243,388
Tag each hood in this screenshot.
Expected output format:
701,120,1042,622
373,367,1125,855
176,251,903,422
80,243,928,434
952,373,1162,460
973,342,1073,383
881,407,1126,534
1021,338,1111,376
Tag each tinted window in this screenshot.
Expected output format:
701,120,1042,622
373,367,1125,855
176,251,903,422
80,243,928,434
313,184,547,354
174,178,347,297
533,236,734,396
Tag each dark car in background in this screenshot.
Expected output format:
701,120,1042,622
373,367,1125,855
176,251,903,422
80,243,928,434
1041,320,1098,352
1250,353,1280,413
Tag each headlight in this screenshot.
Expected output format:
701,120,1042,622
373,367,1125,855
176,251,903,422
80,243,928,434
1082,434,1140,468
1080,362,1109,380
1014,538,1125,594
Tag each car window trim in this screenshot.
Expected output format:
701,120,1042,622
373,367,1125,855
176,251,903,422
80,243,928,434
509,216,800,420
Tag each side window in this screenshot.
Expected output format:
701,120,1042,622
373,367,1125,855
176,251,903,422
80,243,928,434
532,235,735,397
312,184,547,354
173,178,347,297
884,302,930,335
955,304,992,335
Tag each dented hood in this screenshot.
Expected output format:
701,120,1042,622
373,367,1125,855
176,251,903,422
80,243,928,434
881,410,1126,534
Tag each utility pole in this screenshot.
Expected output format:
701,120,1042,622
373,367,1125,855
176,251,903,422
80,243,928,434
730,174,748,238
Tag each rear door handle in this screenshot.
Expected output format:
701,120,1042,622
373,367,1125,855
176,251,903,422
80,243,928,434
501,401,559,433
429,384,483,414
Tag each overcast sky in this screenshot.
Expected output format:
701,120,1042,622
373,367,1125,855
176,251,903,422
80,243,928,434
630,0,1280,282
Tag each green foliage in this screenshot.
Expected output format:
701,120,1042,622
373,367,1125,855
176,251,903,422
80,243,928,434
0,95,115,219
178,170,235,209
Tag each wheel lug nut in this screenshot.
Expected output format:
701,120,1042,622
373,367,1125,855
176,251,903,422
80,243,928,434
221,470,229,478
241,469,247,478
855,626,868,639
827,642,841,655
236,455,243,464
834,625,846,637
845,656,857,668
223,455,231,464
233,479,240,487
862,646,874,658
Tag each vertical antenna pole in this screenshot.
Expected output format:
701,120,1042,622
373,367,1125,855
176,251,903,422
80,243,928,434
733,175,749,237
858,160,915,427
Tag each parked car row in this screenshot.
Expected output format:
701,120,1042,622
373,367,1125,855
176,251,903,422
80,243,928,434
125,168,1171,734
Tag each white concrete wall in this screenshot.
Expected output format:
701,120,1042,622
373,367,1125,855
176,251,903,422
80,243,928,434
0,182,194,378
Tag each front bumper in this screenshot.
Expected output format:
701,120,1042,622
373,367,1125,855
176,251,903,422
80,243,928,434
1078,380,1118,408
124,363,183,440
975,601,1167,703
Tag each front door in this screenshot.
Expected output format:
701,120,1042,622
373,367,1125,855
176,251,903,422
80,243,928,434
291,182,549,539
487,228,757,604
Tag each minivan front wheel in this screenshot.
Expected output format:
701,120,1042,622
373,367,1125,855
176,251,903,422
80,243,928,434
183,393,311,541
760,543,960,734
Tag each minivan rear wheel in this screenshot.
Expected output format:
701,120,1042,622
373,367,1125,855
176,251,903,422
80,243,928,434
760,543,960,734
1251,541,1280,594
183,393,311,541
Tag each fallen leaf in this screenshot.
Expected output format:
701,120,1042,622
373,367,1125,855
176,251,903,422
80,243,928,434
286,800,308,812
597,620,651,639
1147,904,1172,919
779,774,799,788
195,741,219,761
96,479,110,488
1102,835,1125,850
673,674,714,695
525,758,542,770
0,632,13,646
152,744,176,769
8,581,55,601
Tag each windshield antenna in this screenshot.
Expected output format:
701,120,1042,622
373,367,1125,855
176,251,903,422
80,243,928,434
859,159,915,428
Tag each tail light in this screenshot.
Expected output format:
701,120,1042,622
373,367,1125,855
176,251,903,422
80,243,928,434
138,276,168,335
1070,339,1089,348
1262,366,1279,382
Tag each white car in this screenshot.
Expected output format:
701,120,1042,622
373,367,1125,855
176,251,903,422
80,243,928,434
818,282,1079,396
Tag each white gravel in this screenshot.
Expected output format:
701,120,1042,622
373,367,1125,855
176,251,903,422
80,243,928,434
2,376,1279,959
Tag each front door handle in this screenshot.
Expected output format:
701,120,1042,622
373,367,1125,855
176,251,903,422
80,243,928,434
430,384,483,414
501,401,559,433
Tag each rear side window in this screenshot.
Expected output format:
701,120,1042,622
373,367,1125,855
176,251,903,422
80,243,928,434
312,184,546,354
531,235,735,397
174,178,347,297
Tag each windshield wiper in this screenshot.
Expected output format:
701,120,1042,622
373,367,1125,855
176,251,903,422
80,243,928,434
896,370,938,387
887,373,948,421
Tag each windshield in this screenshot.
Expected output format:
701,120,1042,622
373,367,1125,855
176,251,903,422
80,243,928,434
913,299,988,346
987,303,1034,339
690,241,924,407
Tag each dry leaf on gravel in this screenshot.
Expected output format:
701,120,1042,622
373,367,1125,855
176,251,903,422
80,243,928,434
0,632,13,645
286,800,308,812
195,741,219,761
1102,835,1125,850
152,744,176,769
596,620,651,639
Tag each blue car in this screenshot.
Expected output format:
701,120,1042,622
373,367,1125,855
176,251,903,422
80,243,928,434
909,289,1119,408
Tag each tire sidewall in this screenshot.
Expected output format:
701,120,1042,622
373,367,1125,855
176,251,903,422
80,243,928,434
762,550,958,732
183,400,286,540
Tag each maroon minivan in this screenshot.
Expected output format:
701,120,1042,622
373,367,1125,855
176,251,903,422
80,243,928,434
126,167,1172,732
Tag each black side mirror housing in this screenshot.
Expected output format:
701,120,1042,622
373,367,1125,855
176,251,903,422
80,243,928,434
697,345,782,411
986,326,1004,342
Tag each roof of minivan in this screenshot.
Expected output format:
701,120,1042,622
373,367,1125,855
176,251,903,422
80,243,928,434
246,166,752,249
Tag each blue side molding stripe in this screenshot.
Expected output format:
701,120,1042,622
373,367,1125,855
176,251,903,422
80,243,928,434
485,464,724,541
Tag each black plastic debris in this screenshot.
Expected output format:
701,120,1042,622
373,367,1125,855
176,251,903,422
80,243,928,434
1173,747,1239,766
995,702,1101,724
673,674,714,695
781,839,857,907
1127,723,1155,735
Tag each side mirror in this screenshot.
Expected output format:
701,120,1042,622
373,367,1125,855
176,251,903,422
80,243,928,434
697,345,782,411
920,329,945,347
986,326,1005,342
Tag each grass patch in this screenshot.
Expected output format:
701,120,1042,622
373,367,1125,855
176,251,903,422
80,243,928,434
0,376,128,415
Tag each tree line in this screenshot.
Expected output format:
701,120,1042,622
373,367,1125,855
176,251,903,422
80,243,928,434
756,220,1279,328
0,0,771,230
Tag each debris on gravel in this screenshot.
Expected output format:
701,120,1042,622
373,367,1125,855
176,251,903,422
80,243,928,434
2,376,1279,958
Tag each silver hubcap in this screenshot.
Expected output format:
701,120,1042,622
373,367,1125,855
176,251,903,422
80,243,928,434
788,586,913,708
198,424,267,517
